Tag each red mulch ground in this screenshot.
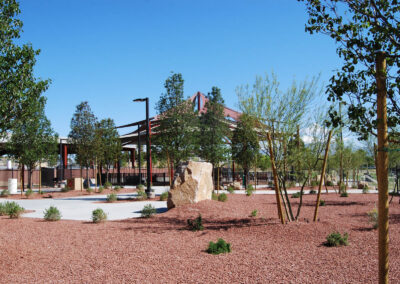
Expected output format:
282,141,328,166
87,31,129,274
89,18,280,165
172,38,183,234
0,193,399,283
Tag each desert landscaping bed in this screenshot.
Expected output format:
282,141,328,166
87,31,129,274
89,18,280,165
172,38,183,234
0,193,399,283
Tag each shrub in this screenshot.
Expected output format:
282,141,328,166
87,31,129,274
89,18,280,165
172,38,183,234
187,214,204,231
86,187,93,194
141,204,156,218
160,191,169,201
246,185,254,196
319,199,326,206
137,190,147,200
325,232,348,247
367,208,378,229
137,184,144,191
25,188,33,198
340,192,348,197
113,186,121,192
325,180,333,186
0,203,7,215
104,181,112,189
362,187,370,194
92,208,107,223
291,191,302,198
98,186,105,193
106,193,117,202
227,186,235,194
309,189,317,194
310,180,318,187
340,184,347,193
5,201,24,218
44,206,61,221
218,193,228,202
251,209,258,217
212,191,218,200
206,238,231,255
1,189,10,197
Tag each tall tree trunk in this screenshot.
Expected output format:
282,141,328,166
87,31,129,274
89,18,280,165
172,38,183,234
80,167,83,191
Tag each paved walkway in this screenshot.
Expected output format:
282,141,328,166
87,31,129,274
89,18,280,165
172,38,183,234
4,186,378,221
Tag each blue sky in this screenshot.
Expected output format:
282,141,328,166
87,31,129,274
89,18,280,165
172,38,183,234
18,0,341,137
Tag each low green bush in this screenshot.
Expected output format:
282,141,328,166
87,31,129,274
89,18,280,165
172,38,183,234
319,200,326,206
187,214,204,231
340,192,348,197
218,193,228,202
1,189,10,197
309,189,317,194
104,181,112,189
0,203,7,215
92,208,107,223
141,204,156,218
325,181,333,186
44,206,61,221
291,191,302,198
113,186,121,192
340,184,347,193
4,201,24,218
212,191,218,200
98,186,105,193
362,187,370,194
86,187,94,194
107,193,117,202
25,188,33,198
160,191,168,201
137,184,144,191
251,209,258,217
246,185,254,196
367,208,378,229
206,238,231,255
325,232,348,247
227,186,235,194
137,190,147,200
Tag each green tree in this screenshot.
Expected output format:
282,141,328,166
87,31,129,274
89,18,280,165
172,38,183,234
7,98,58,189
198,87,230,177
154,72,197,169
231,113,260,189
0,0,49,136
69,101,97,183
300,0,400,142
94,118,121,183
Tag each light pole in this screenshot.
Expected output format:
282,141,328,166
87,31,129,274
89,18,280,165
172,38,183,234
133,98,151,196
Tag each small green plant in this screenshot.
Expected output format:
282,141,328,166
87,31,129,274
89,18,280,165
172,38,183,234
106,193,118,202
5,201,25,218
104,181,112,189
325,180,333,186
362,187,370,194
325,232,349,247
251,209,258,217
160,191,168,201
92,208,107,223
310,180,318,187
340,184,347,193
367,208,378,229
187,214,204,231
340,192,349,197
44,206,61,221
1,189,10,197
246,185,254,196
141,204,156,218
0,203,7,215
319,199,326,206
206,238,231,255
218,193,228,202
98,186,105,193
291,191,302,198
25,188,33,198
86,187,93,194
227,186,235,194
309,189,317,194
212,191,218,200
113,185,121,192
137,184,144,191
137,190,147,200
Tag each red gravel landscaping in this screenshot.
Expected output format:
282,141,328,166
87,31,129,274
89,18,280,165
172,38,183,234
0,193,399,283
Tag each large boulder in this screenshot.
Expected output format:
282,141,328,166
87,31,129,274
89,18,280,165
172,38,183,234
167,161,213,209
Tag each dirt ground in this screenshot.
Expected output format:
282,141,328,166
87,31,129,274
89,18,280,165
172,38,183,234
0,193,399,283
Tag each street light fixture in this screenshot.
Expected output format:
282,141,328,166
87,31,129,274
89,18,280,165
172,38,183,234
133,97,151,197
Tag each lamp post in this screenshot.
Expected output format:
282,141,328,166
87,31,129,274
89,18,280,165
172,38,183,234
133,98,151,197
